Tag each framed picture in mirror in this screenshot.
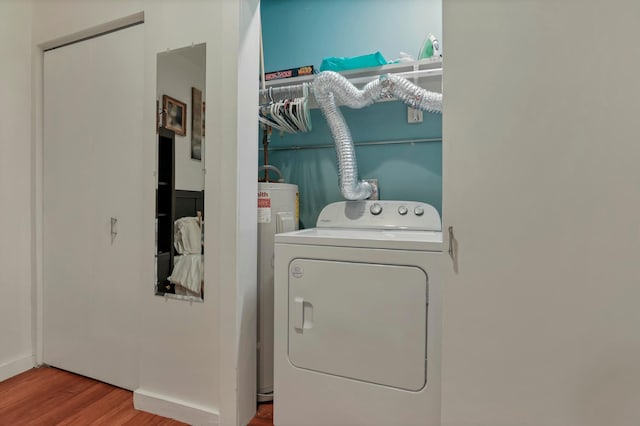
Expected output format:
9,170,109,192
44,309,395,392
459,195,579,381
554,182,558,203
162,94,186,136
191,87,203,160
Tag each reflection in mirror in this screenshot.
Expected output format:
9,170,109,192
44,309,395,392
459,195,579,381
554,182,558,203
156,43,206,301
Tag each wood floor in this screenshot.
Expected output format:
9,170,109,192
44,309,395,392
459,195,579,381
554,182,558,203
0,367,186,425
247,403,273,426
0,367,273,426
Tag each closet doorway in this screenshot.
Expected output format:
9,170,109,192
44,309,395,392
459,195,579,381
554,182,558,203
42,23,144,390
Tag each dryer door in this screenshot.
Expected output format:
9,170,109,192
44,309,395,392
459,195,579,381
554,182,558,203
288,258,427,391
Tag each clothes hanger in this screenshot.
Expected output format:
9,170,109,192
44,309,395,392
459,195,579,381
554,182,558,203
257,84,312,133
271,101,295,133
289,98,306,132
302,83,312,132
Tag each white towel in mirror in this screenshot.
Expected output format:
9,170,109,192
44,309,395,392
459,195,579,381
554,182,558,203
168,254,203,295
174,217,201,254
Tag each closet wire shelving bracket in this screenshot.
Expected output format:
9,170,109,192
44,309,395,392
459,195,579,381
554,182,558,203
259,58,443,108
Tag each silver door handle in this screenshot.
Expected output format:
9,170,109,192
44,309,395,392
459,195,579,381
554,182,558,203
448,226,454,257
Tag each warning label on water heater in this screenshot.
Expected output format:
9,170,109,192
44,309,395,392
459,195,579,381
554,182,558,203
258,190,271,223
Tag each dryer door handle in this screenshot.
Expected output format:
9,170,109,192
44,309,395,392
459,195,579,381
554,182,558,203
294,297,305,330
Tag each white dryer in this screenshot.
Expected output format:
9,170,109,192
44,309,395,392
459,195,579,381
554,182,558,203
273,200,442,426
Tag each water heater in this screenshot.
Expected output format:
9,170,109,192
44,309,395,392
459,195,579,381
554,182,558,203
257,181,299,401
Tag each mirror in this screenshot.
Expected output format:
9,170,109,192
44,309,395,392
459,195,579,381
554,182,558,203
155,43,206,301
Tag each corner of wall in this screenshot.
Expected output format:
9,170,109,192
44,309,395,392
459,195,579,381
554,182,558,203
0,355,35,383
0,0,36,381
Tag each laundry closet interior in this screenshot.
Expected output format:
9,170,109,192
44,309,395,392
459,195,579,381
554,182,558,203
255,1,444,424
258,0,443,228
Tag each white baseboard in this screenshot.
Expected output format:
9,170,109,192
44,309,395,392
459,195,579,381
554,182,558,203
0,355,35,382
134,388,219,425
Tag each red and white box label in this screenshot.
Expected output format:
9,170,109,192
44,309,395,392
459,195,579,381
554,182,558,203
258,190,271,223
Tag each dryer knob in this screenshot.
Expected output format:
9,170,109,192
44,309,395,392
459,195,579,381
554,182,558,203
398,206,408,215
370,203,383,215
414,206,425,216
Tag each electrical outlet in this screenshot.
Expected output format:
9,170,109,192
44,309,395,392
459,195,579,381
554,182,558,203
365,179,379,200
407,107,423,123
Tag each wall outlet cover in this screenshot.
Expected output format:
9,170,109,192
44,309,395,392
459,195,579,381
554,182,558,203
407,107,423,123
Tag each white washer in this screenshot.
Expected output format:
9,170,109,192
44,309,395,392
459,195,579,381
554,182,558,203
273,200,442,426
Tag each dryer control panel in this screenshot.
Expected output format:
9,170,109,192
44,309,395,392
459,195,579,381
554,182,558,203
316,200,441,231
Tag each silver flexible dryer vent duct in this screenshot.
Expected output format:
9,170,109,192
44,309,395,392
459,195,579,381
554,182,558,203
313,71,443,200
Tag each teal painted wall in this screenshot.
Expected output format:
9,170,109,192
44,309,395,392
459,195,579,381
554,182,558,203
261,0,442,228
261,0,442,72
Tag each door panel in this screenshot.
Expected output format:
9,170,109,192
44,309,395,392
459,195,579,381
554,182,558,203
288,258,427,391
43,24,144,390
442,1,640,425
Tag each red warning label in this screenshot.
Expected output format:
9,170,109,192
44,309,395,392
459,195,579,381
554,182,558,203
258,190,272,223
258,195,271,209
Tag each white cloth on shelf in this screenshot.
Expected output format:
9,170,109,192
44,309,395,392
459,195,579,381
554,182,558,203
170,216,203,296
168,254,203,295
174,217,201,255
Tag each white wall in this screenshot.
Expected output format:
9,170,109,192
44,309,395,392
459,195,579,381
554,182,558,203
234,1,260,424
31,1,256,425
157,48,205,192
442,1,640,425
0,0,35,382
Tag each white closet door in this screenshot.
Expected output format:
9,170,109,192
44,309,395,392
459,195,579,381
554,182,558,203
43,24,144,390
442,1,640,425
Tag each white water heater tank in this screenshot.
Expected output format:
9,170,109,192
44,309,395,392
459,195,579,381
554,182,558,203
257,182,299,401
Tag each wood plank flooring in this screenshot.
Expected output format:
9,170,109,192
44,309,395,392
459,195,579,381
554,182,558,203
247,403,273,426
0,367,274,426
0,367,186,425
